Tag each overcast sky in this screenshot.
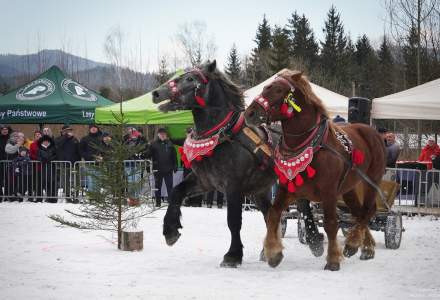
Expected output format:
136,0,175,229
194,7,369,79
0,0,386,72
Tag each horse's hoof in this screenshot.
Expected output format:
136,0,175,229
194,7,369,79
267,252,284,268
324,262,340,271
308,240,324,257
220,255,242,268
164,232,181,246
259,249,267,262
360,248,375,260
343,245,358,258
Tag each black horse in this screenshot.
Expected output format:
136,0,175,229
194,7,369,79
152,61,322,267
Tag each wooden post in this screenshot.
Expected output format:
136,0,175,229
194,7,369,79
121,231,143,251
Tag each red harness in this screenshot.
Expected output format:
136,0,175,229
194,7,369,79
179,112,245,168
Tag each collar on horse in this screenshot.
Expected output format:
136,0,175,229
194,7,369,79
179,111,245,168
274,116,328,193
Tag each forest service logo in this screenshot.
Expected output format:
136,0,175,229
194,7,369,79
61,79,97,102
16,78,55,100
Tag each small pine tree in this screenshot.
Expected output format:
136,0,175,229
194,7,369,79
155,56,170,86
225,44,242,82
49,114,157,250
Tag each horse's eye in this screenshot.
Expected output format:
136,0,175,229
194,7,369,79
187,77,194,82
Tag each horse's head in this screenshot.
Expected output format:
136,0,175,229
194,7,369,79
152,60,243,113
245,70,328,127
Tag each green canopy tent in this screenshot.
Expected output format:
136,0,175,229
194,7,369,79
95,73,193,139
0,66,114,124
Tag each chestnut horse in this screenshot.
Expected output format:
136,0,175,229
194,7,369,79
245,70,386,271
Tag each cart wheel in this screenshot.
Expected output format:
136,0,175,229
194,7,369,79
297,217,307,244
384,213,403,249
280,215,288,238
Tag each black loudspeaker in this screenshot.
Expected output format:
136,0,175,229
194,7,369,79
348,97,371,124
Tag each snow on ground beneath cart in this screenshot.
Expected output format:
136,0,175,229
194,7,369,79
0,203,439,300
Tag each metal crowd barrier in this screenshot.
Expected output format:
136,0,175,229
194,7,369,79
0,160,154,203
384,167,440,216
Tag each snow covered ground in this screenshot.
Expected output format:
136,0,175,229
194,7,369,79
1,203,440,300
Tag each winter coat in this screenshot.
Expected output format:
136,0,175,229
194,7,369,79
0,131,10,160
125,136,148,160
148,139,177,174
37,135,57,164
12,156,32,176
418,144,440,161
29,141,39,160
55,135,81,164
79,132,102,161
386,142,401,168
5,135,21,160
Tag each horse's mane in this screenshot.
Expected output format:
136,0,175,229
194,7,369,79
205,68,245,110
278,69,329,118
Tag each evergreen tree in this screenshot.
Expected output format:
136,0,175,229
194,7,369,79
354,35,379,98
225,44,242,82
320,6,347,79
269,26,291,73
248,15,273,84
49,115,157,250
254,15,272,52
377,36,395,96
287,11,319,69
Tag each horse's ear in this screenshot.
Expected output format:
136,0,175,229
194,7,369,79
207,60,217,72
290,70,303,81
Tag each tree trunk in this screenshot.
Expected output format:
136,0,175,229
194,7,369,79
121,231,143,251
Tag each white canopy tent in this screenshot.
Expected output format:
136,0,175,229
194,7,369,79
372,78,440,120
244,70,349,119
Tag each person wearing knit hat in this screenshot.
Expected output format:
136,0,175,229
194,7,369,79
11,146,32,202
0,125,11,201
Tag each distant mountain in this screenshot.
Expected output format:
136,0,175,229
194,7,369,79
0,49,157,98
0,49,108,77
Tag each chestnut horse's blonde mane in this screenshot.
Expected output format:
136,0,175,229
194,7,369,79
277,69,329,119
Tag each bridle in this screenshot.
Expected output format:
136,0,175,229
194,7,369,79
166,68,209,108
251,76,322,138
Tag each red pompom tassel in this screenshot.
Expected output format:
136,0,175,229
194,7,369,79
206,150,214,157
279,173,288,185
274,166,280,176
287,181,296,193
178,146,184,155
295,174,304,187
280,103,288,115
195,95,206,107
195,155,203,161
306,165,316,178
352,149,365,165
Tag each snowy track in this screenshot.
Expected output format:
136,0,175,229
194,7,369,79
0,203,439,300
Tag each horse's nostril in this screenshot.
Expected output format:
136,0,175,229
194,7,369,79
152,91,159,98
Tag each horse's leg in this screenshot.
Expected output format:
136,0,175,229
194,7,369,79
251,189,273,262
297,198,324,257
358,184,377,260
322,195,342,271
220,191,244,268
342,189,365,257
264,187,288,268
163,172,205,246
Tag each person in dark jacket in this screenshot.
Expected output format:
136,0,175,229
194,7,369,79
12,147,32,202
38,135,57,202
79,124,102,192
79,124,102,161
0,125,11,201
148,128,177,207
55,125,80,201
